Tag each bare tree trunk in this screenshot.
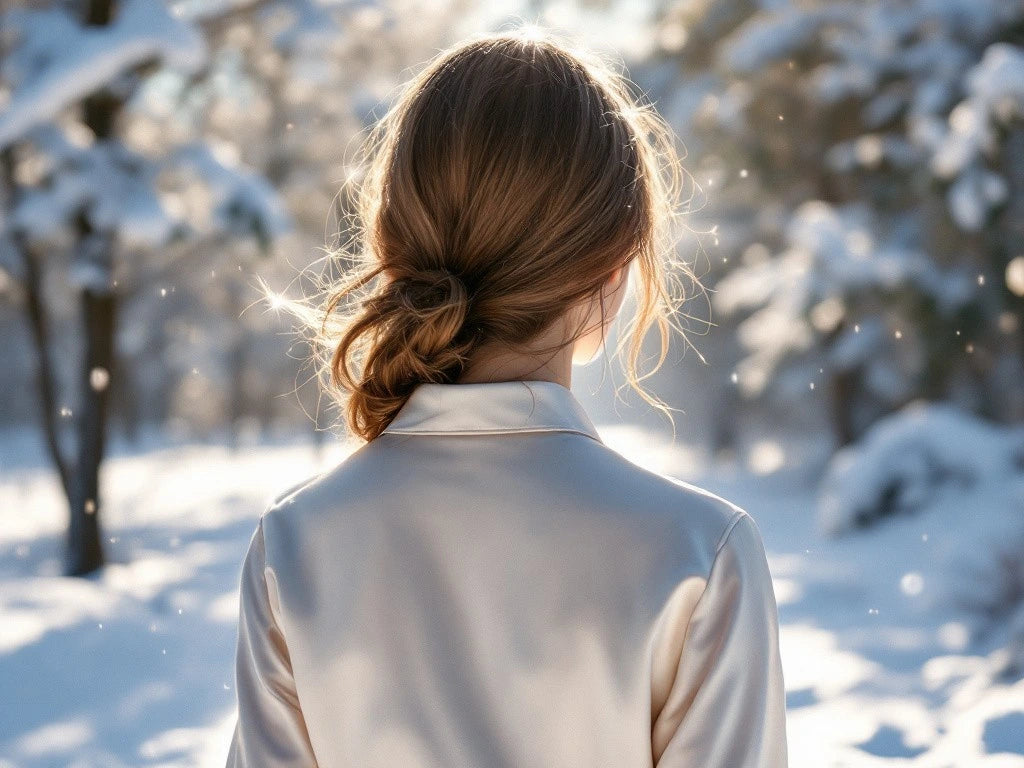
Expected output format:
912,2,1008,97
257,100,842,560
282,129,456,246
68,284,115,575
23,243,74,500
828,368,858,449
1,149,73,500
66,0,118,576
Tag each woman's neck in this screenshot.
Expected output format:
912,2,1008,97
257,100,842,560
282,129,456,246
456,320,574,388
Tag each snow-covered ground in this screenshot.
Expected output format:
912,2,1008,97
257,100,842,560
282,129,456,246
1,424,1022,767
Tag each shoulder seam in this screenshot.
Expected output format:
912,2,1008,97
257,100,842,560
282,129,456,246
261,472,326,519
690,509,752,623
713,508,748,555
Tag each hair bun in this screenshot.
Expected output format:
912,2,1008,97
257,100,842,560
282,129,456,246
394,268,470,312
377,267,474,379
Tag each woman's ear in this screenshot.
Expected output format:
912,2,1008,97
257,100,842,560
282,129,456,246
571,265,630,365
606,265,625,289
604,263,630,313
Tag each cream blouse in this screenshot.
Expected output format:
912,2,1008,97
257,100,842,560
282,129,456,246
225,379,788,767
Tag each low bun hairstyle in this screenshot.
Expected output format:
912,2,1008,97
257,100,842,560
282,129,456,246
338,267,476,434
314,29,700,442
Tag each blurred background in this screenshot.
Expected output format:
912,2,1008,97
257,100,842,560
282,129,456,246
2,0,1024,765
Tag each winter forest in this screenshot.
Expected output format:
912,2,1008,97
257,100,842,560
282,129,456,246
2,0,1024,765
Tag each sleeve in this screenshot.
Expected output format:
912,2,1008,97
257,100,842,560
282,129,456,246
651,512,788,768
225,517,319,767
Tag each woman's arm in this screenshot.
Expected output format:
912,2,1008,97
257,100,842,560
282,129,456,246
226,517,319,767
652,512,788,767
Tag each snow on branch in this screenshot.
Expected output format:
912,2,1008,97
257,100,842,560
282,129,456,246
0,0,206,151
8,126,177,252
718,4,859,74
168,144,292,246
713,201,974,399
6,127,291,261
929,43,1024,229
171,0,348,51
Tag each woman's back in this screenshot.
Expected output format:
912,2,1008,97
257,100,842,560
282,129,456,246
226,28,788,767
228,381,787,767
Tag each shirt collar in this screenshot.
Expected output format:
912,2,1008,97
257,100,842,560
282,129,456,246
381,380,603,443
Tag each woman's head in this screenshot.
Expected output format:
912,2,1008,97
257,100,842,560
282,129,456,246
318,29,696,441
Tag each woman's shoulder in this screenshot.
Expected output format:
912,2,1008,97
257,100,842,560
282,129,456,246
578,437,753,548
254,434,760,579
258,439,384,522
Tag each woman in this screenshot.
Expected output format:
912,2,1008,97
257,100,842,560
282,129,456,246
226,29,788,768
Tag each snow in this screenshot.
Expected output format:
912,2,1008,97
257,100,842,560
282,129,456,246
703,0,1024,236
817,400,1024,535
966,43,1024,111
2,422,1023,766
713,200,974,398
929,42,1024,229
946,165,1010,231
170,144,293,244
11,129,179,252
824,134,921,173
719,5,858,75
929,42,1024,175
270,0,348,53
0,0,207,151
0,429,354,768
5,127,290,256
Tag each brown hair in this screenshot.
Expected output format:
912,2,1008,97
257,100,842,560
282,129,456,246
313,29,700,442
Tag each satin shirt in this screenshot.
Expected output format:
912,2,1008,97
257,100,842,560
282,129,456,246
225,379,788,767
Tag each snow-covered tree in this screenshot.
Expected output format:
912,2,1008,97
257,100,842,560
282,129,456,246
0,0,308,575
648,0,1024,447
0,0,497,576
